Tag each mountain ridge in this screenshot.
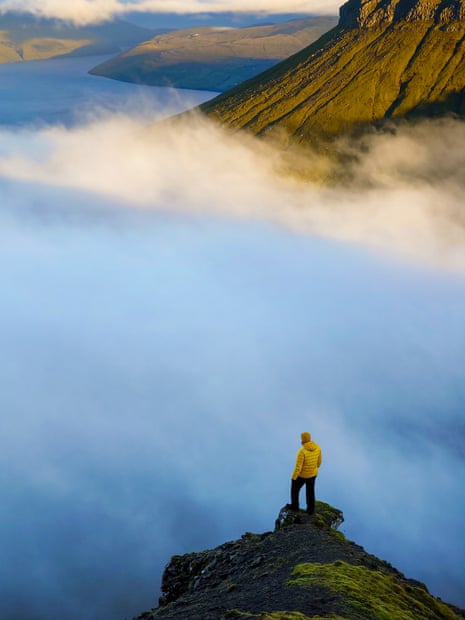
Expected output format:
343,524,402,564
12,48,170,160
0,12,154,63
134,502,465,620
89,17,337,93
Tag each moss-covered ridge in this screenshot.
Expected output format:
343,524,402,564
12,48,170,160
200,0,465,139
225,560,465,620
134,502,465,620
289,561,462,620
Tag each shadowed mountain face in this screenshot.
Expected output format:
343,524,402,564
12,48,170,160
201,0,465,139
89,17,337,93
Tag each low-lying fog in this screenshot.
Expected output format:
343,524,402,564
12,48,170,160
0,56,464,620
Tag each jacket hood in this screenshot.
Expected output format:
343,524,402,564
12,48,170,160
303,441,318,451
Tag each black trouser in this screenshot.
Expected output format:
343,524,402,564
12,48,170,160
291,476,316,514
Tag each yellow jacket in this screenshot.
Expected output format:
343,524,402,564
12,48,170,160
292,440,322,480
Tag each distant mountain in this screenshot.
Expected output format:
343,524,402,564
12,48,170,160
123,11,331,30
89,17,337,92
134,503,465,619
200,0,465,139
0,12,155,63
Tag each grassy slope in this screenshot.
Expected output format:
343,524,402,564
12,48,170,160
0,36,85,62
89,17,338,92
200,20,465,137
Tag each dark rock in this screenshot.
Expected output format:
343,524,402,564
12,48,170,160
275,501,344,531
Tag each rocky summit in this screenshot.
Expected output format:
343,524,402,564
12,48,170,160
200,0,465,139
134,502,465,620
339,0,465,29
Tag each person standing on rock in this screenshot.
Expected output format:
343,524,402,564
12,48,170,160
290,432,322,515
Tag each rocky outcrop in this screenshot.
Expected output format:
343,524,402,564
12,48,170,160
274,502,344,531
134,502,465,620
339,0,465,29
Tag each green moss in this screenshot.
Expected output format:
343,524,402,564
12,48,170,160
225,609,347,620
259,613,345,619
260,613,320,619
329,529,346,542
225,611,346,619
288,562,462,620
314,501,344,530
224,611,253,619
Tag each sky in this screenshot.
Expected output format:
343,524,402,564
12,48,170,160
0,0,341,24
0,54,465,620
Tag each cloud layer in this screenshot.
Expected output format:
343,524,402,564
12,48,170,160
1,112,465,270
1,177,465,618
0,0,341,25
1,85,465,618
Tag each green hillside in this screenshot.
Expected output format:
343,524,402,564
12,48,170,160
89,17,337,92
200,0,465,139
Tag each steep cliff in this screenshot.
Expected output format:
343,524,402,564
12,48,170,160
200,0,465,139
134,503,465,620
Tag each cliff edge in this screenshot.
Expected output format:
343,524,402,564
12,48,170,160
134,502,465,620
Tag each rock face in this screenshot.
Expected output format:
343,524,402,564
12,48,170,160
134,502,465,620
201,0,465,139
274,502,344,531
340,0,465,29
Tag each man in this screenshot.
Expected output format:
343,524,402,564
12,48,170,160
290,431,322,515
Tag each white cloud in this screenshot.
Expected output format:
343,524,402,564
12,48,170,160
0,112,464,270
0,0,341,25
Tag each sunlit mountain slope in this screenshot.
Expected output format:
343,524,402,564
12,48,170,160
201,0,465,139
